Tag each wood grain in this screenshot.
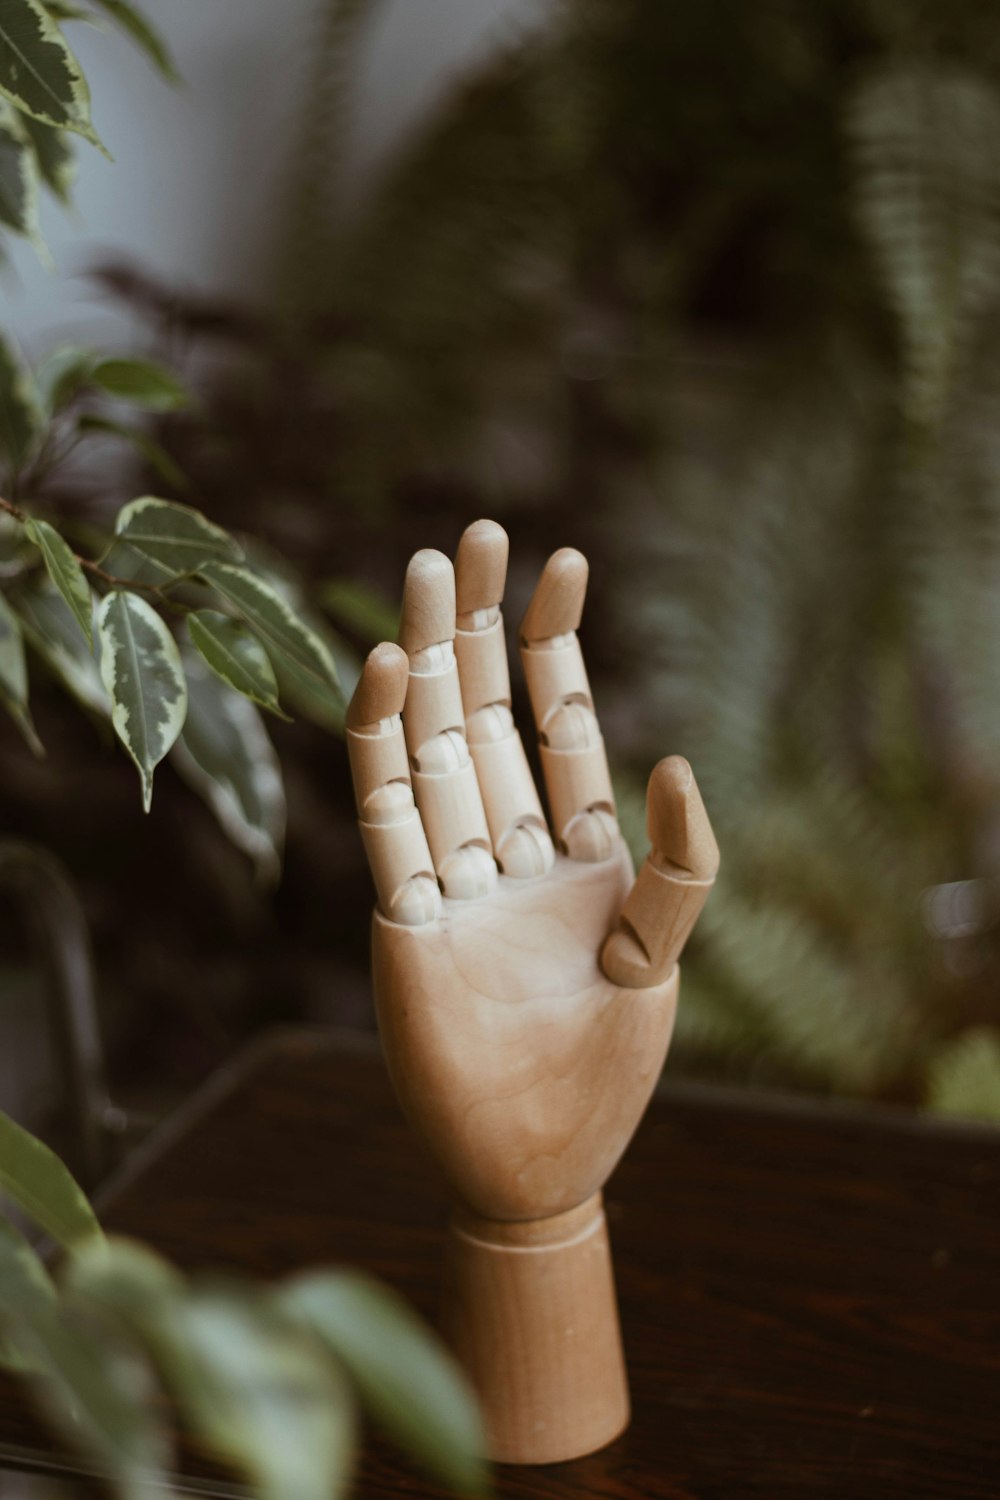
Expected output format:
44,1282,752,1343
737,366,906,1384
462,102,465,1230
0,1029,998,1497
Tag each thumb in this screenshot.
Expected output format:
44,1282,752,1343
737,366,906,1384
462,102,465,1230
601,756,719,989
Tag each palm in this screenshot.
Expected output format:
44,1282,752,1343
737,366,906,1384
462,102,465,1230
347,522,717,1225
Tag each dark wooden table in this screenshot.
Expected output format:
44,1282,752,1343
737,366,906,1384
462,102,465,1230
1,1028,998,1499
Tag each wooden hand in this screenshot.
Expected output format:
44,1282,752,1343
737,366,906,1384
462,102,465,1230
346,521,719,1463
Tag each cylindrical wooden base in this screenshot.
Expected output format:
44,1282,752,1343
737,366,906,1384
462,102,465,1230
443,1193,630,1465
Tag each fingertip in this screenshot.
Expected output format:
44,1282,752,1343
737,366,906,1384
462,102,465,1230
400,548,456,655
456,518,509,616
647,755,719,879
347,641,409,728
520,547,588,642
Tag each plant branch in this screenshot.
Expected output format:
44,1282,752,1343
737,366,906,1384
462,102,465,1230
0,496,189,612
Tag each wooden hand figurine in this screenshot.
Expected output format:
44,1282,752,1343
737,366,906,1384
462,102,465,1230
346,521,719,1465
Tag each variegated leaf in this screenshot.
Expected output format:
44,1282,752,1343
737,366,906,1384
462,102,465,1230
23,516,92,644
19,109,73,200
187,609,284,717
172,651,284,883
0,103,40,242
103,496,240,586
0,0,99,143
200,563,343,727
97,590,187,811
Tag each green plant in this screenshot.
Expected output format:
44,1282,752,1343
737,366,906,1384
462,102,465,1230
248,0,1000,1116
0,0,176,259
0,7,489,1488
0,1109,487,1497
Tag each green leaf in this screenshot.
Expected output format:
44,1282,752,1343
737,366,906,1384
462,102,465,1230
77,412,188,490
201,563,343,729
0,1217,56,1371
90,357,188,411
321,578,400,644
0,106,39,239
37,342,93,410
927,1028,1000,1123
14,573,105,713
19,108,72,198
0,587,42,753
0,0,100,144
0,329,41,470
280,1270,487,1497
95,1277,355,1500
97,590,188,811
171,649,285,884
187,609,284,716
64,1233,181,1314
39,2,91,21
104,496,240,587
0,1109,103,1248
89,0,177,82
18,1310,172,1487
0,1216,56,1320
23,517,92,644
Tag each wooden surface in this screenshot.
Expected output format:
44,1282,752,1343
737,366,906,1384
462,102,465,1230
1,1028,999,1497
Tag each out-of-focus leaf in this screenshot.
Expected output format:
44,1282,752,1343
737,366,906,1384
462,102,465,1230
0,588,42,752
0,1109,103,1249
97,590,187,811
0,0,100,143
23,517,92,644
280,1270,488,1497
200,563,344,729
171,650,285,884
0,106,40,241
187,609,284,717
37,343,94,410
19,1310,172,1489
19,109,73,199
927,1028,1000,1123
90,357,188,411
320,578,400,644
0,330,41,470
77,413,188,490
0,1218,54,1372
103,496,239,587
89,0,177,81
38,2,91,21
846,66,1000,427
14,575,105,713
0,1216,56,1327
64,1234,180,1309
148,1286,355,1500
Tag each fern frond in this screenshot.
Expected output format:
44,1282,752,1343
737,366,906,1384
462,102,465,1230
846,65,1000,430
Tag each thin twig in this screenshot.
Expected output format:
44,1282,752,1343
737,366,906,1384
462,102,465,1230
0,494,188,611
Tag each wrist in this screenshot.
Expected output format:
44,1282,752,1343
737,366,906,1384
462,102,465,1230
443,1190,629,1464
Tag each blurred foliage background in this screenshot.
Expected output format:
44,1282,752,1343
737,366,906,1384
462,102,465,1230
7,0,1000,1125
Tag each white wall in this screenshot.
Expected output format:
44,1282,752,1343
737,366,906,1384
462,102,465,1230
3,0,549,357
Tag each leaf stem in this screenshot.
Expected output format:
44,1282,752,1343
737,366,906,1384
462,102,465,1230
0,495,189,612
